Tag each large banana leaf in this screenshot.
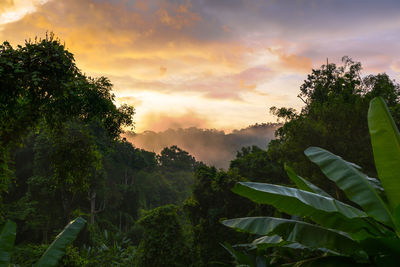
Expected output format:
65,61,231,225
35,217,86,267
284,164,331,197
252,235,339,256
0,220,16,267
252,235,290,249
305,147,393,228
222,217,361,256
368,97,400,211
232,182,386,239
290,256,363,267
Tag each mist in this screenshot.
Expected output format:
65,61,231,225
123,123,280,169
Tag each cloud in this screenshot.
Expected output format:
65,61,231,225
222,25,231,32
108,65,274,101
116,96,143,107
391,61,400,73
159,66,167,76
0,0,50,25
2,0,400,133
268,48,312,73
139,110,210,132
0,0,14,14
157,0,201,29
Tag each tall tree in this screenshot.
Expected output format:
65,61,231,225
0,34,134,199
268,57,400,194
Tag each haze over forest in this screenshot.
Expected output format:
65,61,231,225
125,123,280,168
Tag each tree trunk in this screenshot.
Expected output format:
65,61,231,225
90,191,96,224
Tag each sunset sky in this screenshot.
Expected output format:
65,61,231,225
1,0,400,132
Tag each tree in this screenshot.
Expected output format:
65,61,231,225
134,205,190,267
184,165,262,266
158,145,200,173
268,57,400,196
230,146,287,184
29,121,103,239
0,34,134,198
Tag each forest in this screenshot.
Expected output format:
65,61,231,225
1,37,400,267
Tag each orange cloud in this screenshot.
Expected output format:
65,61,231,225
268,48,312,73
0,0,311,132
157,0,201,29
116,96,143,107
0,0,246,80
140,111,210,132
391,61,400,73
159,65,167,76
0,0,14,14
0,0,50,24
107,65,273,101
222,25,231,32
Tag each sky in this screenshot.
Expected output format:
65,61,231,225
1,0,400,132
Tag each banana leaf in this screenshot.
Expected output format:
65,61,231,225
252,235,340,255
0,220,16,267
291,256,364,267
305,147,393,228
222,217,361,256
284,164,331,197
221,242,255,267
35,217,86,267
232,182,386,239
368,97,400,211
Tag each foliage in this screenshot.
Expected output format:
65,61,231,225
184,165,276,266
77,226,136,267
134,205,190,267
223,97,400,266
35,217,86,267
230,146,287,184
158,145,200,173
268,57,400,197
0,34,135,198
0,217,85,267
0,220,16,266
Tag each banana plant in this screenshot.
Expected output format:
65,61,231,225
0,217,86,267
223,97,400,266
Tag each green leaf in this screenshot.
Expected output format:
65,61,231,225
284,164,331,197
305,147,393,228
393,205,400,234
232,182,384,239
291,256,363,267
0,220,16,267
221,242,255,267
252,235,290,249
366,177,384,193
252,235,339,255
35,217,86,267
223,217,361,255
360,237,400,258
368,97,400,211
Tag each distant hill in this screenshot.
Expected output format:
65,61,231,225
123,123,281,169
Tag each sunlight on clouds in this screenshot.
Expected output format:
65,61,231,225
0,0,49,25
2,0,397,132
